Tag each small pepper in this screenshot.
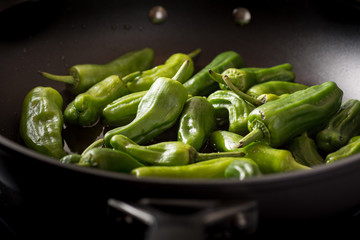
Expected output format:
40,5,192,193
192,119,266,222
224,158,262,180
104,61,190,146
316,99,360,153
256,93,288,103
239,81,343,148
209,63,295,92
183,51,245,96
326,136,360,164
126,49,200,92
246,81,308,98
207,90,255,135
110,134,245,166
288,132,324,167
59,154,82,164
209,130,243,152
64,73,135,126
20,86,67,159
102,90,147,126
208,130,309,173
177,96,216,151
131,157,252,179
40,47,154,94
78,148,144,173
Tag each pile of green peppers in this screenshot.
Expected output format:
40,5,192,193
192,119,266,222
20,46,360,181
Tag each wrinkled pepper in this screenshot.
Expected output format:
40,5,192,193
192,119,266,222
102,90,147,126
78,148,144,173
224,158,262,180
126,49,200,92
177,96,216,151
183,51,245,96
64,73,137,126
316,99,360,153
207,90,255,135
104,61,190,146
20,86,67,159
209,63,295,92
326,136,360,164
288,132,324,167
246,81,308,98
110,134,245,166
40,47,154,94
208,130,309,173
131,157,255,179
239,81,343,148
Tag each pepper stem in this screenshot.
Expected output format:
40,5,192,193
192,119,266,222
172,60,190,82
223,75,263,106
187,48,202,59
195,151,245,163
238,128,264,148
208,69,225,84
39,71,75,85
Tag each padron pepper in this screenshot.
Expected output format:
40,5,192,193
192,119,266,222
288,132,324,167
183,51,245,96
326,136,360,164
64,73,139,126
316,99,360,153
239,81,343,148
110,134,245,166
224,158,262,180
102,90,147,126
78,148,144,173
104,60,190,146
209,63,295,92
256,93,288,104
40,47,154,94
177,96,216,151
207,90,255,135
20,86,67,159
126,49,200,92
209,130,244,152
246,81,308,98
131,157,255,179
208,130,309,173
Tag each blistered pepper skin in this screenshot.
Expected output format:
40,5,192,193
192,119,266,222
40,47,154,94
178,96,216,151
316,99,360,153
20,87,67,159
183,51,245,96
240,81,343,148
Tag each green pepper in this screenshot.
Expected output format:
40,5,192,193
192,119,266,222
239,81,343,148
246,81,308,98
288,132,324,167
209,130,243,152
59,154,82,164
183,51,245,96
78,148,144,173
209,63,295,92
20,86,67,159
316,99,360,153
177,96,216,151
102,91,147,126
224,158,262,180
126,49,200,92
256,93,288,103
64,74,134,126
110,134,245,166
207,90,255,135
326,136,360,164
103,61,190,146
40,47,154,94
131,157,252,179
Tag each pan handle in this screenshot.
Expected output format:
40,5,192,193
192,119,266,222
107,198,258,240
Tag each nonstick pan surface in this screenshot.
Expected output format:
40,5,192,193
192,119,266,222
1,0,360,238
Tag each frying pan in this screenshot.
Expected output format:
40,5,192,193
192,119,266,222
1,0,360,238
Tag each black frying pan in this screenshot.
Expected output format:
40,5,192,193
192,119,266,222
1,0,360,239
